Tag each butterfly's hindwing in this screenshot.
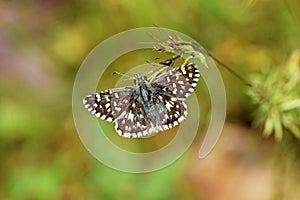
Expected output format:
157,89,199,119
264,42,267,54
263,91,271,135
114,99,152,138
156,95,187,128
114,92,187,138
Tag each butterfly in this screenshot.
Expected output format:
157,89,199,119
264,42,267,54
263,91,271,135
83,59,200,138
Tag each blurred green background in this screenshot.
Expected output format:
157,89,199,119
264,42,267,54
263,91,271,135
1,0,300,199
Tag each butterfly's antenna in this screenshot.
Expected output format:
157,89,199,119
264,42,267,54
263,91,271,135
112,71,135,81
207,51,251,86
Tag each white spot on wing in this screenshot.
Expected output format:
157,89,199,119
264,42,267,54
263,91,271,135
137,132,143,137
166,101,172,110
178,115,185,122
128,112,134,122
106,117,113,122
191,83,197,87
124,133,131,138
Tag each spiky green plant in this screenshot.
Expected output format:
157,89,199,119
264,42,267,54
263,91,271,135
247,50,300,141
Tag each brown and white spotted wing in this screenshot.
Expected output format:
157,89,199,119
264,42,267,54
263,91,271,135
83,87,134,122
152,63,200,99
114,98,152,138
114,93,187,138
152,94,188,131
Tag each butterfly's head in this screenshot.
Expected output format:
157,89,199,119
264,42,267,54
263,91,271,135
134,73,148,86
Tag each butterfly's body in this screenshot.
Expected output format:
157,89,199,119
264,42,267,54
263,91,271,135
83,63,200,138
133,73,155,108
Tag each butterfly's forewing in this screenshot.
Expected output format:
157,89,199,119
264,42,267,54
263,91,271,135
152,63,200,99
83,87,134,122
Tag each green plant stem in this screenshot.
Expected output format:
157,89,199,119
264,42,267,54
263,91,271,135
207,52,252,87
